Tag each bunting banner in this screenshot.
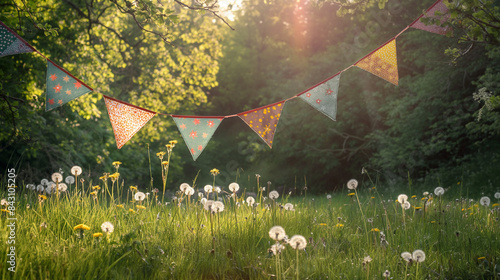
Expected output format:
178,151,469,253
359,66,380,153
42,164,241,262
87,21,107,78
103,95,156,149
410,0,450,35
0,22,34,57
299,74,340,121
238,101,285,148
172,116,224,160
355,39,398,86
46,60,93,111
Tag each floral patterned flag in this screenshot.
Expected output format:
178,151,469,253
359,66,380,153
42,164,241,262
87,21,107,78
103,95,156,149
355,39,398,86
172,116,224,160
46,60,92,111
410,0,450,35
238,101,285,148
0,21,34,57
299,74,340,121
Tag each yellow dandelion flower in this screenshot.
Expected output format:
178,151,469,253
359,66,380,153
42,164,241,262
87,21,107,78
492,203,499,208
347,193,355,196
156,151,166,158
73,224,91,231
166,144,173,150
421,197,427,201
415,207,423,210
136,205,146,210
112,161,122,166
1,209,10,213
210,168,220,176
319,223,327,226
371,196,375,199
90,191,98,196
92,185,101,190
335,223,344,228
371,228,380,232
478,256,486,260
93,232,103,238
99,175,107,180
116,204,124,208
109,173,120,179
38,194,47,200
411,195,417,198
129,209,136,213
169,140,178,145
372,187,376,190
431,221,436,224
162,161,169,166
130,186,137,191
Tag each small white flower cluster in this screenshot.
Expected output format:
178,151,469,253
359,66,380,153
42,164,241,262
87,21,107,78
268,226,307,255
397,194,411,210
401,250,426,264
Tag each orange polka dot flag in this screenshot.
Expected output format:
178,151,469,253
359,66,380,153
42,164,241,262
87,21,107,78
238,101,285,148
299,74,340,121
410,0,450,35
172,116,223,160
103,95,156,149
0,21,34,57
355,39,398,86
46,61,93,111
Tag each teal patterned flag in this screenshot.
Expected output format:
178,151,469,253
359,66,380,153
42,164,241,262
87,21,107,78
0,21,34,57
299,74,340,121
172,116,224,160
45,60,92,111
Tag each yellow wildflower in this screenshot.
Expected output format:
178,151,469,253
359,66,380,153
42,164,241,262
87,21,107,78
421,197,427,201
38,194,47,200
99,175,107,180
411,195,417,198
90,191,98,196
1,209,10,213
492,203,499,208
73,224,91,231
109,173,120,179
415,207,423,210
347,193,355,196
93,232,103,238
92,185,101,190
210,168,220,176
371,196,375,199
166,144,173,150
371,228,380,232
162,161,169,166
478,256,486,260
156,151,166,159
136,205,146,210
335,223,344,228
116,204,124,208
129,209,136,214
431,221,436,224
130,186,137,191
169,140,178,145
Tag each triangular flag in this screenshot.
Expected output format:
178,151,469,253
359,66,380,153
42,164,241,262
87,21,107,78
410,0,450,35
0,22,34,57
172,116,223,160
45,60,92,111
103,95,156,149
355,39,398,86
238,101,285,148
299,74,340,121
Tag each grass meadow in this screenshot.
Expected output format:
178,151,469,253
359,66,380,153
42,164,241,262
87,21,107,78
1,165,499,279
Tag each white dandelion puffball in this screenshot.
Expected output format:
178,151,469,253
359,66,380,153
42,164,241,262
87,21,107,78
269,243,285,255
36,185,44,192
494,192,500,199
326,194,332,200
284,203,294,211
179,183,190,192
402,201,411,210
213,201,225,213
65,176,75,185
214,186,221,193
184,186,195,196
269,226,287,241
58,183,68,192
134,191,146,201
198,192,204,198
363,256,372,264
1,199,7,206
26,184,35,190
397,194,408,204
383,270,390,278
401,252,412,263
423,191,429,196
412,250,426,262
480,196,490,206
200,198,207,205
289,235,307,250
246,196,255,207
71,166,82,176
347,179,358,190
204,185,213,193
228,182,240,193
269,190,279,200
51,172,63,183
434,186,445,196
41,179,49,186
204,200,215,211
101,221,114,233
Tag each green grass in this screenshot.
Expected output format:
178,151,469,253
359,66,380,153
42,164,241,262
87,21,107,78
1,180,499,279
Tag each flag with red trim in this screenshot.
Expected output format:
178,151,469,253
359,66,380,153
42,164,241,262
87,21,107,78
410,0,450,35
299,74,340,121
355,39,398,86
172,116,223,160
103,95,156,149
0,22,34,57
238,102,285,148
45,60,92,111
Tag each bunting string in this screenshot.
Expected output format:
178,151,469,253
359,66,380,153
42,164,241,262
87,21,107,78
0,0,450,158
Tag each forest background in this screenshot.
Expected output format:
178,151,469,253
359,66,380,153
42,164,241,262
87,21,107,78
0,0,499,193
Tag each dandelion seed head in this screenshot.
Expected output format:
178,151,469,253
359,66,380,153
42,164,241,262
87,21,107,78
204,200,215,211
179,183,190,192
58,183,68,192
269,190,279,200
269,243,285,255
397,194,408,204
134,191,146,201
246,196,255,206
51,172,63,183
383,270,390,277
204,185,213,193
403,201,411,210
198,192,204,198
65,176,75,184
401,252,412,263
412,250,426,262
494,192,500,199
71,166,82,176
36,185,44,192
289,235,307,250
284,203,294,211
213,201,225,213
326,194,332,199
434,187,445,196
184,186,195,196
200,198,207,205
269,226,286,241
480,196,490,206
347,179,358,190
228,182,240,193
41,179,49,186
362,256,372,264
423,191,429,196
214,186,221,193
